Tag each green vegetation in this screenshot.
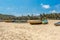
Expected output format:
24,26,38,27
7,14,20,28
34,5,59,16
0,13,60,21
40,13,60,20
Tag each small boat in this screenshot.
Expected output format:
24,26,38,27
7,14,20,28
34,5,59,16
4,20,15,22
42,19,48,24
54,22,60,26
27,20,42,24
41,17,48,24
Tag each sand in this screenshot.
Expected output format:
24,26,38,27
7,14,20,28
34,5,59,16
0,20,60,40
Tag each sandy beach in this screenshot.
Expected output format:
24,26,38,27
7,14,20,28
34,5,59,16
0,20,60,40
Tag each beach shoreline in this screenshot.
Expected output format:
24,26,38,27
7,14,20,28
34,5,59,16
0,20,60,40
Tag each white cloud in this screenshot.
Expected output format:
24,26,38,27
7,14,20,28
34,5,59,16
50,10,57,13
41,3,50,9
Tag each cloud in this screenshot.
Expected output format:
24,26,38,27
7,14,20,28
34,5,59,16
50,10,57,13
41,3,50,9
50,4,60,13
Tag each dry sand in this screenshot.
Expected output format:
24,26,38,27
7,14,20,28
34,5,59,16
0,20,60,40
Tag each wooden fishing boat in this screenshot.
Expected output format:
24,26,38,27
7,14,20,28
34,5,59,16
27,20,42,24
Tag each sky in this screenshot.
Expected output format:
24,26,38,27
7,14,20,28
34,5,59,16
0,0,60,16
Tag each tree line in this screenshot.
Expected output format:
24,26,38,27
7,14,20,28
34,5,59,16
0,13,60,21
